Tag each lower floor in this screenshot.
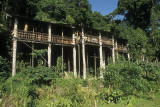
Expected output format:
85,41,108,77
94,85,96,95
13,41,129,78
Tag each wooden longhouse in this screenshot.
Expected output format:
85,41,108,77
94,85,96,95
11,15,129,79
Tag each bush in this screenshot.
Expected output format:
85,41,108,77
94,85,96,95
104,61,149,95
3,65,59,106
0,56,11,83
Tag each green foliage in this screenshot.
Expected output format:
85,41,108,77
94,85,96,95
115,22,148,60
99,88,123,104
32,49,47,65
3,64,59,106
0,56,11,83
104,61,149,95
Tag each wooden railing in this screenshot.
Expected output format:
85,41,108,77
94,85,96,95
17,30,48,42
117,45,128,52
51,35,73,44
16,30,73,45
102,37,112,45
85,35,99,44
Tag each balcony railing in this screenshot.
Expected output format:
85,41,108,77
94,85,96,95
85,35,99,44
101,37,112,46
117,45,128,52
15,30,73,45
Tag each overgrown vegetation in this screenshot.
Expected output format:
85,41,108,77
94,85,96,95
1,0,160,106
0,57,160,106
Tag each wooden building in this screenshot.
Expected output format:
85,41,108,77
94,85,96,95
11,15,129,79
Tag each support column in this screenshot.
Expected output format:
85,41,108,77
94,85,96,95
99,32,104,78
62,28,64,76
48,24,51,68
103,50,105,67
112,35,115,63
115,39,118,61
32,44,34,67
82,27,86,79
127,44,130,60
78,43,80,78
12,17,18,76
73,27,77,77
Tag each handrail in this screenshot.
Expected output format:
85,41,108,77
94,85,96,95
101,37,112,45
85,34,99,44
117,45,128,52
16,30,73,44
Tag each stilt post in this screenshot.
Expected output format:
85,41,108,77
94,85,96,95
112,35,115,63
12,17,18,76
48,24,52,68
99,31,104,78
62,28,64,76
127,44,130,60
115,39,118,61
82,27,86,79
72,27,77,77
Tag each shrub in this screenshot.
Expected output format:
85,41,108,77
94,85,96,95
104,61,149,95
3,65,59,106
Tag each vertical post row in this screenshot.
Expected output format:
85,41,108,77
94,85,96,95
48,24,51,68
82,27,86,79
12,17,18,76
72,27,77,77
99,32,104,78
112,35,115,63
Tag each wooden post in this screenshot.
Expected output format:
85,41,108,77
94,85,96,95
78,43,80,78
48,24,51,68
12,17,18,76
82,27,86,79
112,35,115,63
115,39,118,61
94,52,97,79
87,49,89,72
99,32,104,78
127,44,130,60
68,50,70,73
32,27,35,67
103,50,105,68
62,28,64,76
32,44,34,67
91,51,99,79
73,28,77,77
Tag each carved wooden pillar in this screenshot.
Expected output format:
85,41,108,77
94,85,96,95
82,27,86,79
73,27,77,77
99,32,104,78
48,24,51,68
112,35,115,63
12,17,18,76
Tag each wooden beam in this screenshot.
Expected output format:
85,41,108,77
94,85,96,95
82,27,86,79
48,24,51,68
12,17,18,76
